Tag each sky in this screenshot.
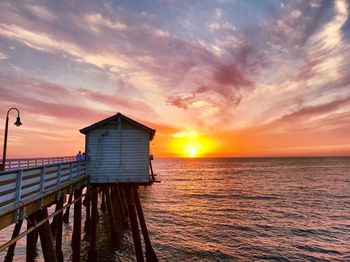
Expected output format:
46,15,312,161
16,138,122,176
0,0,349,158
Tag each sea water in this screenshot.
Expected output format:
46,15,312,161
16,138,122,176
140,157,350,261
0,157,349,261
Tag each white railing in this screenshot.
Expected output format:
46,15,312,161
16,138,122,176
1,156,75,171
0,160,86,220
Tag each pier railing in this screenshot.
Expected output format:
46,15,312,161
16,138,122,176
1,156,75,171
0,160,87,229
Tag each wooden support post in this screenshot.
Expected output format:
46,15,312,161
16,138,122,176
104,187,120,247
101,190,106,212
26,213,37,262
133,186,158,262
36,208,58,262
88,186,98,261
125,185,144,262
4,220,23,262
84,187,91,233
114,186,123,212
72,188,82,262
149,160,155,182
63,191,73,223
115,185,128,228
110,186,126,228
55,197,64,262
50,201,60,238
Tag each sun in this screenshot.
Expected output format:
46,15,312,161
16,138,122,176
183,142,202,158
170,130,218,158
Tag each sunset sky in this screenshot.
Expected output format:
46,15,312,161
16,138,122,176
0,0,349,158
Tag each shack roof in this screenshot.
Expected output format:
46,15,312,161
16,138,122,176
79,112,156,140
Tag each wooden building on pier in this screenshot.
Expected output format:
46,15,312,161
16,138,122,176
80,113,156,184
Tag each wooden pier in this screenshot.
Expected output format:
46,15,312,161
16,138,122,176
0,157,158,262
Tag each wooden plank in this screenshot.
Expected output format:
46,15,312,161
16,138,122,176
0,190,16,204
21,185,41,196
21,189,40,200
0,202,15,213
45,172,58,181
21,176,40,188
21,169,41,179
0,173,17,184
45,179,59,189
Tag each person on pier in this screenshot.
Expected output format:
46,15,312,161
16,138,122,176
76,151,83,161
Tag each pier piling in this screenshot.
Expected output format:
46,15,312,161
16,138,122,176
50,201,60,238
125,185,144,262
4,220,22,262
84,187,91,233
101,190,106,212
115,185,128,228
26,213,37,262
55,197,64,262
63,191,73,224
133,186,158,262
36,208,57,262
72,188,82,262
88,187,98,261
105,187,120,247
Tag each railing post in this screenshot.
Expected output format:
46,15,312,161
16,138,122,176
69,162,73,181
40,166,45,194
78,161,81,177
14,170,23,223
39,166,45,208
57,164,61,191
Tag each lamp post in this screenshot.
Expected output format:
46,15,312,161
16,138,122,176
1,108,22,171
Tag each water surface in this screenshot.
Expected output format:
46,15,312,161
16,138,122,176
0,157,349,261
139,157,350,261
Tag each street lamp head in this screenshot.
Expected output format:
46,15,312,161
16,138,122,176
14,116,22,127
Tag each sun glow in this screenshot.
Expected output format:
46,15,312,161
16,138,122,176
170,130,218,158
184,142,202,158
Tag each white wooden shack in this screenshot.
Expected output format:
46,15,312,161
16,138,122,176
80,113,156,184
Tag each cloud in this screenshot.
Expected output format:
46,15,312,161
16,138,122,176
213,64,253,87
0,23,138,71
26,5,57,22
84,13,127,31
0,1,349,157
77,87,156,114
0,52,8,60
0,77,156,121
277,96,350,124
166,93,194,110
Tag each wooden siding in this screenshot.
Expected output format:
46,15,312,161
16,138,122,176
86,121,150,183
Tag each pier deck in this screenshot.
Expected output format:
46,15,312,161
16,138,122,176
0,159,87,230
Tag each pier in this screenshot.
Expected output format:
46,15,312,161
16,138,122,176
0,112,159,262
0,156,157,261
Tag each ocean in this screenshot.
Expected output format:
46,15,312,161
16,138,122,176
140,157,350,261
0,157,349,261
